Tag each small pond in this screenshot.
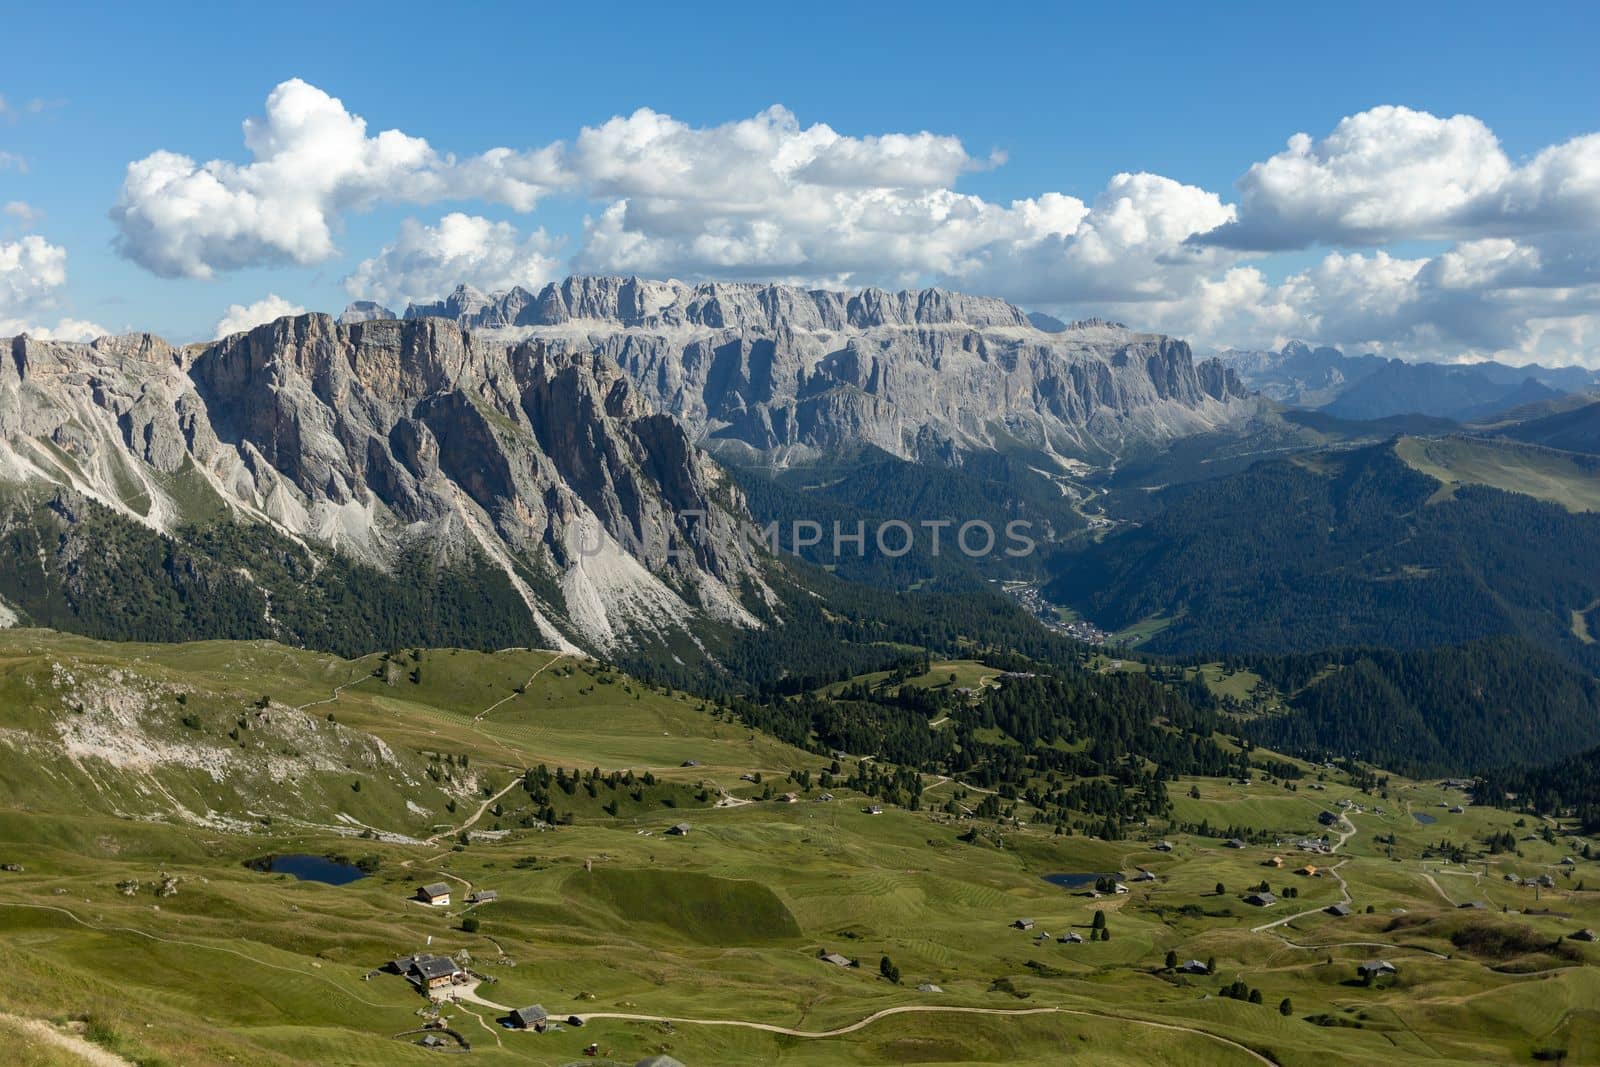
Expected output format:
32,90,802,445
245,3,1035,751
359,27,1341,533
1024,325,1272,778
1413,812,1437,825
246,853,369,885
1042,872,1116,889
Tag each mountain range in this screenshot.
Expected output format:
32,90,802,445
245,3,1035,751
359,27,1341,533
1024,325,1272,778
1217,339,1599,420
0,318,764,655
7,276,1600,677
0,278,1257,661
350,278,1251,464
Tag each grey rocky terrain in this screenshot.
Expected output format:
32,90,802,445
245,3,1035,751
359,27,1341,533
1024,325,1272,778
380,277,1253,463
1,317,765,651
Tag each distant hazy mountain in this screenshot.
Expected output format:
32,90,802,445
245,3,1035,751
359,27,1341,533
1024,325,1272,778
1216,341,1389,408
1025,311,1067,332
387,277,1250,464
1323,362,1564,421
1218,341,1599,420
337,299,395,323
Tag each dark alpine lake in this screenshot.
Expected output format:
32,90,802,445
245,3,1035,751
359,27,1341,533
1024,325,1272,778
247,853,369,885
1042,872,1115,889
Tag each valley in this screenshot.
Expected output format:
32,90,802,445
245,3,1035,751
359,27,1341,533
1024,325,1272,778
5,286,1600,1067
1,632,1598,1065
10,17,1600,1065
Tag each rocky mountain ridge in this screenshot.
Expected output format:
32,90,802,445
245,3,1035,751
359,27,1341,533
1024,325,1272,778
0,316,766,652
350,277,1252,462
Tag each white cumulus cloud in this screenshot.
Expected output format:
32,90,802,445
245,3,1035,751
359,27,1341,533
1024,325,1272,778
958,173,1236,306
214,293,306,338
112,79,565,278
118,84,1600,365
1202,106,1600,250
344,213,563,308
0,234,105,341
564,105,1045,285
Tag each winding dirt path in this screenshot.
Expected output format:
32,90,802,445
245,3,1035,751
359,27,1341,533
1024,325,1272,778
575,1005,1276,1064
1268,937,1448,960
1252,859,1349,934
293,673,372,713
1251,814,1357,934
1420,870,1457,906
424,777,525,847
472,653,565,724
922,775,998,796
449,1000,503,1047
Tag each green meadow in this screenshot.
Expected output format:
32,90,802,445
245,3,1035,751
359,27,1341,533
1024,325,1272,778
0,631,1595,1065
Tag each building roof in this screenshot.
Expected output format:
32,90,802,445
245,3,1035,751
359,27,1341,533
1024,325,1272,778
470,889,498,902
1244,891,1277,905
1327,903,1353,916
1226,838,1247,848
667,823,691,834
1570,928,1597,942
1013,918,1034,928
419,882,451,898
1059,932,1084,943
1180,959,1209,973
819,952,853,967
412,955,460,981
1358,960,1397,974
511,1004,548,1024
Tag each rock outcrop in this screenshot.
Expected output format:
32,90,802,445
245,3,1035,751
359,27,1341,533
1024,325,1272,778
0,317,765,652
397,277,1254,462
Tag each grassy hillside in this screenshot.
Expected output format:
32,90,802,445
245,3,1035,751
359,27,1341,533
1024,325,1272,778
1395,435,1600,512
1489,396,1600,455
1049,441,1600,668
0,633,1597,1065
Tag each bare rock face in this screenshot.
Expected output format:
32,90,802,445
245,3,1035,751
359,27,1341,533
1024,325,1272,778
0,277,1256,654
0,317,765,653
399,277,1255,462
337,300,396,324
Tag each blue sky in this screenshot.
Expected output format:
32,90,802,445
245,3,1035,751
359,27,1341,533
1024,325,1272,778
3,1,1599,362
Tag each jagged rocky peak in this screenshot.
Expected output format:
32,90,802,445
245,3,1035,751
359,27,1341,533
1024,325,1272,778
0,314,768,654
385,275,1258,462
338,300,396,324
403,276,1035,333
